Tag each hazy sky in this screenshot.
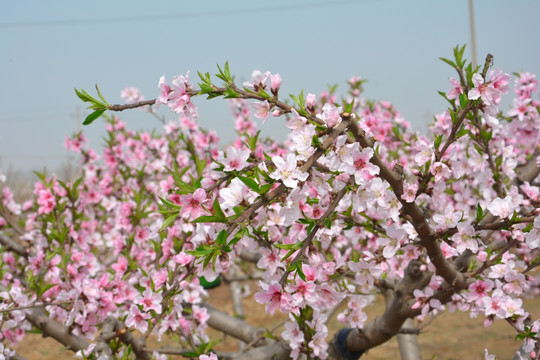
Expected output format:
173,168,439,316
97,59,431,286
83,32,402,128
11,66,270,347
1,0,539,176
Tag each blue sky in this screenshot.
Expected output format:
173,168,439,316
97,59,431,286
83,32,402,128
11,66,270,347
1,0,539,175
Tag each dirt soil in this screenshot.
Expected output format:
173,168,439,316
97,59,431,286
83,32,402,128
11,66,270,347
12,281,540,359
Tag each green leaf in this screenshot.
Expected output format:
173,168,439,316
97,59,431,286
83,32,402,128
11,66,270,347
175,180,196,195
458,92,468,108
238,175,260,193
324,217,332,229
95,84,109,104
198,71,211,84
228,227,246,248
290,90,306,108
274,242,302,250
295,261,306,281
475,204,486,221
439,57,457,68
434,134,443,151
212,196,226,220
259,183,273,194
160,213,178,232
281,248,298,262
216,61,233,83
224,61,231,79
312,135,321,148
223,88,240,99
523,222,533,233
248,131,260,151
455,125,468,139
37,282,56,298
215,230,228,246
159,196,181,209
74,88,92,102
342,99,354,114
200,276,221,289
83,109,105,125
192,215,228,223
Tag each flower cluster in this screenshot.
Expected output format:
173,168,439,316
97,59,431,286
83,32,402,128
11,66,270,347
1,48,540,360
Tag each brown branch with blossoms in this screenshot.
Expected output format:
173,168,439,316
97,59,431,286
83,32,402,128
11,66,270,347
25,308,90,352
348,119,468,290
279,176,353,286
222,113,353,241
6,46,540,360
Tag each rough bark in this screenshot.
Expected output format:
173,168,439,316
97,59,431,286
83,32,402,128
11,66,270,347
397,318,421,360
25,308,89,352
204,304,270,346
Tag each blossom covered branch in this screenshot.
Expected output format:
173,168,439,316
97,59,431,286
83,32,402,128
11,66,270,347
1,47,540,360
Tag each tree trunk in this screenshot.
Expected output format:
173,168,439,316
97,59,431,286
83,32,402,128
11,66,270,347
397,318,421,360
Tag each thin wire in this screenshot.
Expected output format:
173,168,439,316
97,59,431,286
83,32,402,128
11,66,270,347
0,0,370,28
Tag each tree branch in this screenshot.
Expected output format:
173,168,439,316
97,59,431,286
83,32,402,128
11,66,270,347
204,304,270,346
25,308,89,352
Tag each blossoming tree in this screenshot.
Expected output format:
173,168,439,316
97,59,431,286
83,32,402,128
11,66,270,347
1,46,540,360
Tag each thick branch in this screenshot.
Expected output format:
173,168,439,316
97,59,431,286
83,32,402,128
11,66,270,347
0,234,30,258
25,308,89,352
204,304,269,346
12,353,29,360
233,341,291,360
347,121,467,290
338,260,429,352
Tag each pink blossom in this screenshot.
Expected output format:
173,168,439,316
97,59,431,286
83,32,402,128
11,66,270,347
320,103,342,128
286,279,317,307
199,353,218,360
507,97,532,121
219,178,247,210
243,70,270,91
451,222,478,253
192,305,210,324
286,108,307,129
348,259,383,285
414,139,433,166
269,154,308,188
125,305,151,333
254,282,291,315
121,86,144,104
308,326,328,358
342,147,379,185
270,73,282,94
305,93,317,109
111,256,129,275
282,320,304,348
433,205,462,229
490,69,510,94
252,100,271,123
468,73,500,106
466,279,494,304
219,146,250,172
134,289,163,314
430,161,451,182
446,78,463,100
487,196,514,219
155,75,171,107
37,188,55,214
401,182,418,203
317,283,344,307
180,188,207,219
